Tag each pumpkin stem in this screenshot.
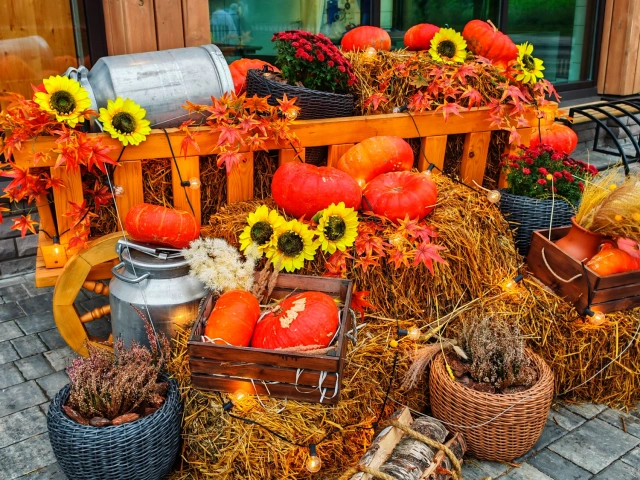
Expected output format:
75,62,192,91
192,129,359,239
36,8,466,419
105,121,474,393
487,19,498,32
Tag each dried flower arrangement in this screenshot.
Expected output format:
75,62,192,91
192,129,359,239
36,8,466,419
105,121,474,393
64,314,170,426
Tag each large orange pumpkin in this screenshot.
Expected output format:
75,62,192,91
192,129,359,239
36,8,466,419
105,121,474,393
462,20,517,69
271,162,362,219
204,290,261,346
124,203,200,248
530,123,579,155
586,245,640,276
404,23,440,51
228,58,279,95
362,171,438,222
341,26,391,52
250,291,339,350
336,136,414,188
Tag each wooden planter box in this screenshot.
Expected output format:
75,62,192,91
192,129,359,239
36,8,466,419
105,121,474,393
187,274,355,404
526,227,640,314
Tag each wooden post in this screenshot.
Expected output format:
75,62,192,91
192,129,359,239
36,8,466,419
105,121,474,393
171,156,202,223
113,160,144,228
460,131,491,187
35,194,56,240
181,0,211,46
102,0,158,55
154,0,185,50
418,136,447,172
50,167,85,245
278,148,304,165
227,153,254,203
327,144,354,168
498,128,533,189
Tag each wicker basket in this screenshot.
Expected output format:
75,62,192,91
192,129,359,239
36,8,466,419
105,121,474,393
499,190,575,256
429,350,554,461
47,374,182,480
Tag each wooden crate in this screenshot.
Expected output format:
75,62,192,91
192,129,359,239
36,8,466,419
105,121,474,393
187,274,354,404
527,227,640,314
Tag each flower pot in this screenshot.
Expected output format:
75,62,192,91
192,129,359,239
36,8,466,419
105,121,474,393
498,190,575,256
47,374,182,480
429,350,554,461
554,217,615,262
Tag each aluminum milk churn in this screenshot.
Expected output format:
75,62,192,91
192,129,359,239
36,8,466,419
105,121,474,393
65,44,233,130
109,239,206,348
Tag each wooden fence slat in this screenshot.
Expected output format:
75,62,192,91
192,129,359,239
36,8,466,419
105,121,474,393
460,132,491,187
102,0,157,55
278,148,304,165
418,135,447,172
171,156,202,223
35,194,56,240
181,0,211,47
154,0,185,50
327,143,354,168
227,153,254,204
50,167,85,244
498,128,532,188
113,160,144,228
597,0,615,94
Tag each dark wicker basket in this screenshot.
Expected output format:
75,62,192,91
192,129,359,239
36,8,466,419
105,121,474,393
47,374,182,480
499,190,575,256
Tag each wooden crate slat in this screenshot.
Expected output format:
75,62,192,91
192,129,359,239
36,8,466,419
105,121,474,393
593,269,640,289
592,295,640,314
50,166,85,245
418,135,447,172
327,143,354,168
181,0,211,47
154,0,185,50
227,152,254,204
278,148,304,165
113,160,144,228
269,274,351,297
592,282,640,305
171,156,202,223
460,131,491,187
499,128,532,188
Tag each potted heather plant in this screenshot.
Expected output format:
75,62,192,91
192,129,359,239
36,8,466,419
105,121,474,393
499,143,597,255
47,317,181,480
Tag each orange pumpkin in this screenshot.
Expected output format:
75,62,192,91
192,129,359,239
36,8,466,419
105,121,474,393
530,123,579,155
404,23,440,51
204,290,261,347
336,136,414,188
341,26,391,52
250,291,339,350
228,58,279,95
586,245,640,276
462,19,517,70
362,171,438,222
124,203,199,248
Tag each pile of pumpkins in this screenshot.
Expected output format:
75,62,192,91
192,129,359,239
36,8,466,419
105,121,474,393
272,135,438,223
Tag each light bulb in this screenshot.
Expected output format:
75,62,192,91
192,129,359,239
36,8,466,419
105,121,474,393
113,185,125,197
407,327,421,341
501,279,517,292
486,190,501,204
365,46,377,54
589,311,606,325
229,389,249,404
389,233,404,248
189,177,201,190
306,445,321,473
285,109,298,120
52,245,62,255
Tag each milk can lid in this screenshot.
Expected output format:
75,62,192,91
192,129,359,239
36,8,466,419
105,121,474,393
116,238,191,275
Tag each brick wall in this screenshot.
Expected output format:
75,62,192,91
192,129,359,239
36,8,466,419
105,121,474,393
0,179,39,277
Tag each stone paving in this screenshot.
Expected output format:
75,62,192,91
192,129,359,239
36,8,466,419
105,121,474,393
1,272,639,479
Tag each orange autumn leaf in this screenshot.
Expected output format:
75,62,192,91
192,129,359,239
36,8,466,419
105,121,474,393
351,289,376,321
11,214,38,237
0,204,10,223
388,248,413,270
276,93,300,117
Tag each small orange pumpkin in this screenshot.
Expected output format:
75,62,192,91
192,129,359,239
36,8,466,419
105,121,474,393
124,203,199,248
462,19,517,70
404,23,440,51
341,26,391,52
204,290,261,347
530,123,578,155
228,58,279,95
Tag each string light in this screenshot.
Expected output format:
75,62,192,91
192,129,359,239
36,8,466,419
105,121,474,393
305,444,322,473
423,163,436,176
113,185,125,197
501,274,523,292
189,177,201,190
486,190,501,204
585,308,606,326
397,327,421,341
285,109,298,120
388,233,404,247
229,389,250,404
362,46,377,62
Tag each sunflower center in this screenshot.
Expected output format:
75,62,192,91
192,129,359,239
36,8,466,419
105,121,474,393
278,231,304,257
49,91,76,114
112,112,136,134
437,40,457,59
324,215,346,241
250,221,273,246
522,54,535,71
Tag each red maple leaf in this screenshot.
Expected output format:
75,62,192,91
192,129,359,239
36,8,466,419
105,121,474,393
84,180,112,210
351,289,376,321
453,64,478,85
86,138,117,174
413,223,439,243
11,214,38,237
0,204,10,224
460,86,483,110
276,93,300,117
388,248,413,270
507,126,521,145
183,100,208,115
413,241,447,274
397,214,421,238
354,253,380,273
206,98,229,123
217,148,244,174
363,93,389,112
214,124,244,148
408,91,430,112
435,101,462,122
354,233,386,257
237,113,261,134
64,200,96,228
68,229,90,251
244,134,267,151
243,94,271,113
325,250,353,277
43,173,65,192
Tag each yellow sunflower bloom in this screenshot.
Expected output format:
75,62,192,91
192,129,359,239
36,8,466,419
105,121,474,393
265,219,318,272
239,205,285,253
429,28,467,64
33,75,92,128
317,202,358,254
515,42,545,84
99,97,151,146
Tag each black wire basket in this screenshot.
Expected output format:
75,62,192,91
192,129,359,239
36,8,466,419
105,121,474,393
47,373,182,480
499,190,575,256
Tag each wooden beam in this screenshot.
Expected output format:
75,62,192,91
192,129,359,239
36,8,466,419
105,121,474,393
227,153,254,203
181,0,211,46
102,0,157,55
154,0,185,50
171,156,202,223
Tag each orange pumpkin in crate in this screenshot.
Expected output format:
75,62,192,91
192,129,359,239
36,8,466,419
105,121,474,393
336,136,414,187
404,23,440,51
530,123,578,155
204,290,261,347
250,291,339,350
462,19,517,69
341,26,391,52
124,203,200,249
228,58,279,95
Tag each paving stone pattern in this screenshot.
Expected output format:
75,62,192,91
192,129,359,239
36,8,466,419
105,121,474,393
1,273,639,479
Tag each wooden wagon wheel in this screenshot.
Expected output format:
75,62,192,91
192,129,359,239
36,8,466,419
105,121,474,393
53,232,126,356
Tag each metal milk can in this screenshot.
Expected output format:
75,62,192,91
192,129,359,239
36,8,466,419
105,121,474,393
109,239,206,348
65,44,233,130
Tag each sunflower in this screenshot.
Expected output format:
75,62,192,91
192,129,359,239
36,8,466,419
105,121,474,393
265,219,318,272
239,205,285,253
33,75,92,127
316,202,358,254
429,28,467,64
515,42,545,84
99,97,151,146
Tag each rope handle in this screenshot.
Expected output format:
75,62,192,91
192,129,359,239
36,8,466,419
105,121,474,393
541,247,583,283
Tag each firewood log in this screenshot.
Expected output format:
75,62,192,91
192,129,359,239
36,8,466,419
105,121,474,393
420,433,466,480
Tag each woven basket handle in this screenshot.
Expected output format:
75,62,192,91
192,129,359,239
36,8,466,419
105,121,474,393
541,247,583,283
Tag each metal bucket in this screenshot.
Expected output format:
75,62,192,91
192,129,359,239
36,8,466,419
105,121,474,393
65,44,233,130
109,239,207,348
